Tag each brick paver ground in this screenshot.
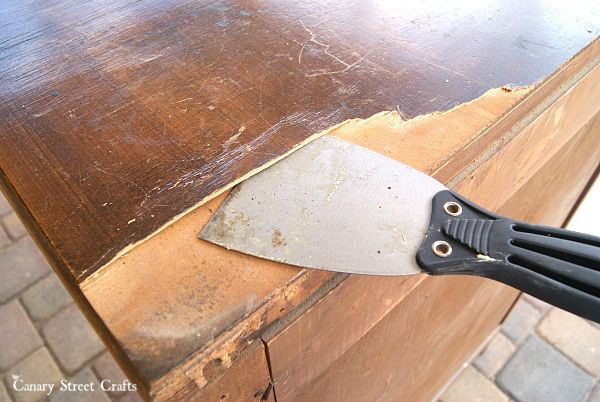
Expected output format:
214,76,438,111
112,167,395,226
1,177,598,402
0,192,142,402
497,335,594,402
0,301,43,371
7,348,63,402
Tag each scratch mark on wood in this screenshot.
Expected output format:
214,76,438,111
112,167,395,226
94,166,150,209
222,126,247,151
306,50,374,78
298,20,373,77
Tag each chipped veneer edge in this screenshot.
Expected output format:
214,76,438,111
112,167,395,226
81,38,600,288
80,86,531,290
81,118,358,289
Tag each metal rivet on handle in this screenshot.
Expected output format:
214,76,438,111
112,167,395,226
443,201,462,216
432,240,452,257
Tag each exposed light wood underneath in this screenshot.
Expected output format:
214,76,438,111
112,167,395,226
83,85,531,399
266,98,600,401
0,2,598,399
1,1,598,282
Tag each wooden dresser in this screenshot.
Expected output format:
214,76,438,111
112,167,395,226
1,1,599,400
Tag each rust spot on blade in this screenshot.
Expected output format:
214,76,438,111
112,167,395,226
271,228,287,248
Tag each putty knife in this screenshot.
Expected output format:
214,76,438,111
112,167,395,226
200,136,600,323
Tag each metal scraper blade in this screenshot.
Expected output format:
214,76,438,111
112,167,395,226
199,136,446,276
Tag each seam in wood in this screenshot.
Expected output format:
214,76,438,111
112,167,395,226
261,272,349,342
260,339,277,401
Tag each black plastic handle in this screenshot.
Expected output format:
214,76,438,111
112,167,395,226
416,190,600,324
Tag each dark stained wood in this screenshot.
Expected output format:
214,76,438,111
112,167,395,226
1,1,598,282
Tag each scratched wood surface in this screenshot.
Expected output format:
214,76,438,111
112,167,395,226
83,86,529,399
82,47,600,398
0,1,598,282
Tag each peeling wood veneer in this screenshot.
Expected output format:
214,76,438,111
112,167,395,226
0,1,598,283
265,64,600,401
87,54,600,398
1,1,599,400
83,86,531,399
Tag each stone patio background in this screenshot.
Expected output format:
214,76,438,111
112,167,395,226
439,177,600,402
0,193,141,402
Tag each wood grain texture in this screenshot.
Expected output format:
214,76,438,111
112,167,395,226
83,86,530,399
286,276,517,402
0,1,598,282
436,37,600,186
498,113,600,227
265,65,600,400
161,340,274,402
264,275,425,401
452,63,600,209
266,275,426,401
